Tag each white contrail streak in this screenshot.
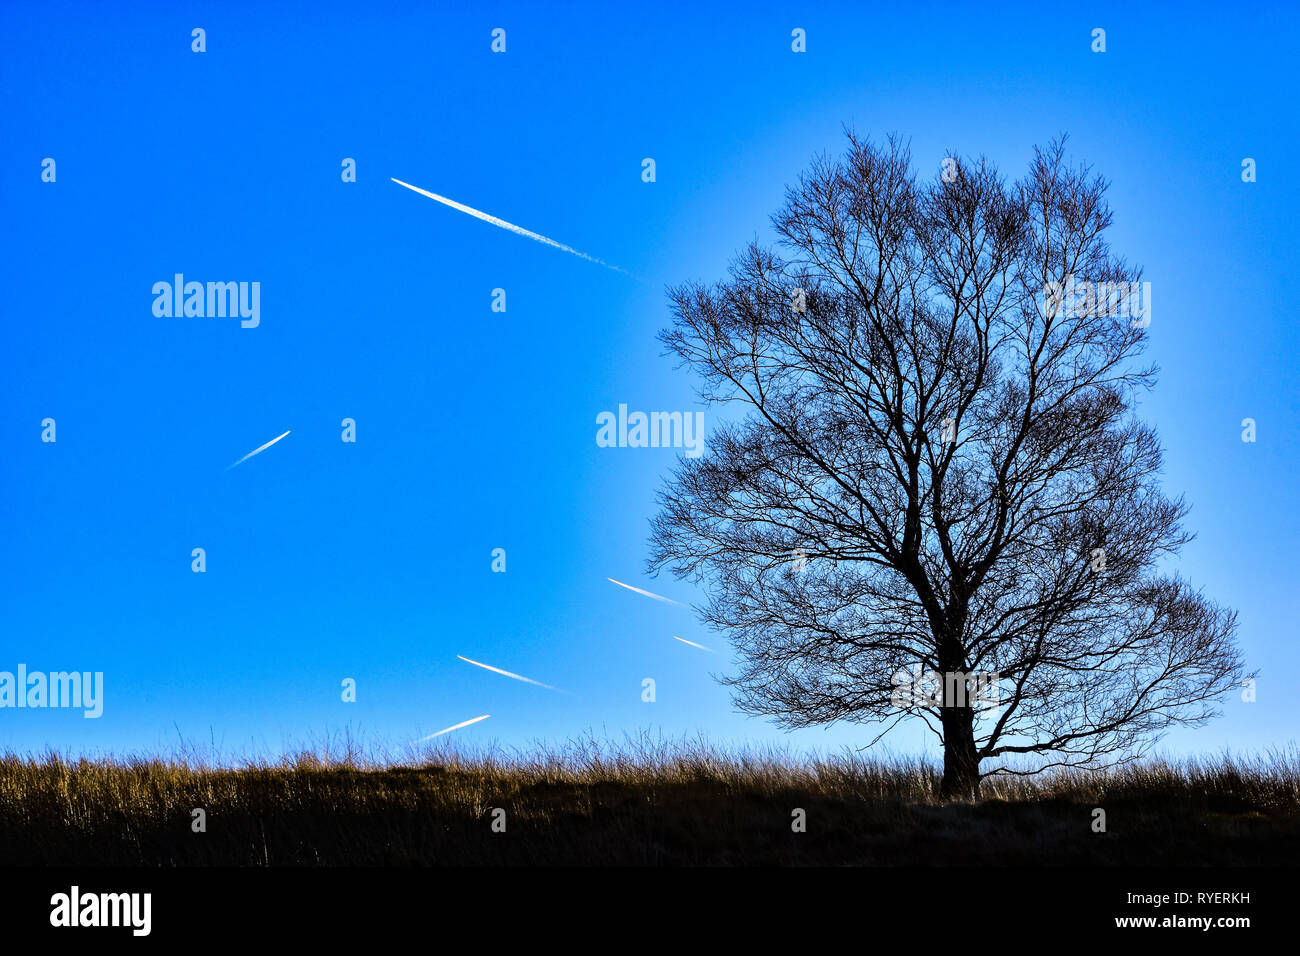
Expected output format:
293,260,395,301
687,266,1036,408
672,635,713,652
457,655,562,692
391,177,633,276
412,714,491,743
225,430,291,471
606,577,687,608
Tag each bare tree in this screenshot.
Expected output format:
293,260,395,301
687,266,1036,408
649,132,1246,799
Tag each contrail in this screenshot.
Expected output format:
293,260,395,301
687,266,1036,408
456,655,562,692
391,177,634,277
413,714,491,743
225,430,291,471
672,635,713,652
607,577,687,608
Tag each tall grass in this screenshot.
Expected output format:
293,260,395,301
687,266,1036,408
2,733,1296,865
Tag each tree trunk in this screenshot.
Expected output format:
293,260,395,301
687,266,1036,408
939,706,981,800
935,610,981,800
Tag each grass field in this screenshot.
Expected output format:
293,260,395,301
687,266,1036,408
2,736,1296,866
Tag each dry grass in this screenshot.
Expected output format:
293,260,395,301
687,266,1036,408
2,733,1296,865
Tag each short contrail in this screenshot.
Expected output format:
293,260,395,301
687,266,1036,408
391,177,633,277
457,655,562,692
672,635,713,652
607,577,687,608
413,714,491,743
226,430,290,471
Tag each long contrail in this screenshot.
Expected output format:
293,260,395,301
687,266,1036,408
413,714,491,743
226,430,290,471
456,655,562,692
607,577,687,608
391,177,633,277
673,635,713,652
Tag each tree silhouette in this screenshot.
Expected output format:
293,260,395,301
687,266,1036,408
649,132,1246,799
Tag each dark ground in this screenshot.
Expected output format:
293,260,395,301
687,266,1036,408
2,749,1296,865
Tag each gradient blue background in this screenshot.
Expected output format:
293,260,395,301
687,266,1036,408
1,0,1295,762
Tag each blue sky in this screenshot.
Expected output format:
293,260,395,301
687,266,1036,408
1,0,1296,763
